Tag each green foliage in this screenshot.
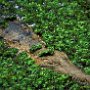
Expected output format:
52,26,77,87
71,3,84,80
29,43,42,53
39,47,54,57
0,19,7,28
0,0,90,89
3,47,18,57
15,0,90,73
77,0,90,18
0,0,16,28
1,38,84,90
0,0,16,17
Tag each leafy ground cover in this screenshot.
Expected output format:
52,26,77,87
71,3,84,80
0,37,86,90
0,0,90,89
29,43,42,53
15,0,90,73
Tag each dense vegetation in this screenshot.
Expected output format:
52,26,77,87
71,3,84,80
0,0,90,89
15,0,90,73
0,37,84,90
29,43,42,53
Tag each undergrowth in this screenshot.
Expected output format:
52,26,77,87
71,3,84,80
15,0,90,74
0,38,86,90
0,0,90,89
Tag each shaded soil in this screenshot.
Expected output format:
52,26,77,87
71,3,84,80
0,20,90,85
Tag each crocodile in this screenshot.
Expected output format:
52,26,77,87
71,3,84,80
0,20,90,86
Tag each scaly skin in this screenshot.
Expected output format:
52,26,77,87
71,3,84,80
0,20,90,86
